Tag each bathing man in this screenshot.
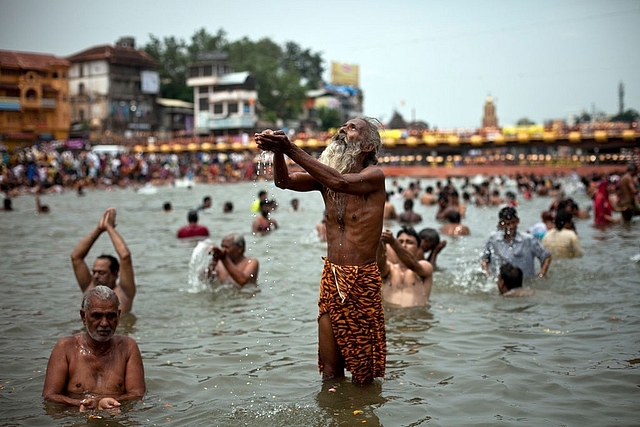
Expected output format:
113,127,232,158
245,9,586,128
377,227,434,307
71,207,136,313
255,117,386,384
207,233,259,287
42,286,145,411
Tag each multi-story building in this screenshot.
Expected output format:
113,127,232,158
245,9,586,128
66,37,159,145
156,98,194,140
186,51,258,137
0,50,70,151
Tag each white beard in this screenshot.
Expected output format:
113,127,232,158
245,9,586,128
319,133,362,174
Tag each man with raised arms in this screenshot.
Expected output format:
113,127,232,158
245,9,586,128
42,286,145,411
255,117,386,384
70,208,136,313
377,227,434,307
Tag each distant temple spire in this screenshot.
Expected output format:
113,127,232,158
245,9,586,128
482,95,498,128
618,81,625,115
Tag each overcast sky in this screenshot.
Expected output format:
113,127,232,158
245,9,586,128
1,0,639,128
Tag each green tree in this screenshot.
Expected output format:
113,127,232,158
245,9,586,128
282,42,324,89
573,111,591,125
317,107,343,130
187,28,228,57
610,109,639,123
144,35,192,101
516,117,535,126
145,28,326,124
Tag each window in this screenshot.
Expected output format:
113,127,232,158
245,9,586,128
213,103,223,114
199,86,209,94
198,97,208,112
78,83,85,96
228,102,238,114
203,65,212,76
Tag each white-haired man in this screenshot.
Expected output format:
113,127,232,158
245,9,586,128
255,117,387,385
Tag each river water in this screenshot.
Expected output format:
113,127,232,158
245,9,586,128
1,174,639,427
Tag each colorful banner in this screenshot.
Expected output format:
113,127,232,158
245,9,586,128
331,62,359,87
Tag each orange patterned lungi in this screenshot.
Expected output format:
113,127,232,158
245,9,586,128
318,257,386,384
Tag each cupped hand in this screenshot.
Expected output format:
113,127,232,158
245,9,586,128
98,397,121,411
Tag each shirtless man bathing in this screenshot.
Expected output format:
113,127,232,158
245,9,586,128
377,227,434,307
71,208,136,313
42,286,145,411
255,117,387,384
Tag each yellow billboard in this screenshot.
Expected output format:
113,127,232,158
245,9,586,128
331,62,360,87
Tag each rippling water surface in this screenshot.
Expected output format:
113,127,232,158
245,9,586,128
1,176,639,426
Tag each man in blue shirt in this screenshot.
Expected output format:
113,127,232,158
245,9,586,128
481,207,551,279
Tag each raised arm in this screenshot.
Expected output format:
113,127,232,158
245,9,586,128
222,255,259,287
70,212,108,292
427,240,447,267
257,131,384,196
383,230,432,279
376,238,390,279
104,209,135,300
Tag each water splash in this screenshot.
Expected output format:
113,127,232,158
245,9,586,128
187,239,214,293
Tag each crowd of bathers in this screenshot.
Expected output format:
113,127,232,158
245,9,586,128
0,143,259,198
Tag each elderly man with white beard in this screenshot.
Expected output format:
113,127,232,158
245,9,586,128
255,118,387,385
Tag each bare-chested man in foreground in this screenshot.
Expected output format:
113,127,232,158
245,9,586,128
255,117,386,385
42,286,145,411
71,208,136,313
377,227,434,307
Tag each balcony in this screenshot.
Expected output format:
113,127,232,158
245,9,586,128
0,96,20,111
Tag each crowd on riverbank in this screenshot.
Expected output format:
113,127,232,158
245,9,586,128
1,142,638,203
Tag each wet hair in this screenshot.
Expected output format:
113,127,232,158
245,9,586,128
361,117,383,167
82,285,120,311
260,199,276,208
258,190,267,197
225,232,246,252
556,199,571,212
418,228,440,246
223,201,233,212
403,198,414,210
555,210,572,230
3,198,12,210
438,193,449,204
499,263,523,290
97,254,119,273
163,202,172,211
498,206,518,220
446,210,461,223
397,226,421,247
188,210,199,223
203,196,212,203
